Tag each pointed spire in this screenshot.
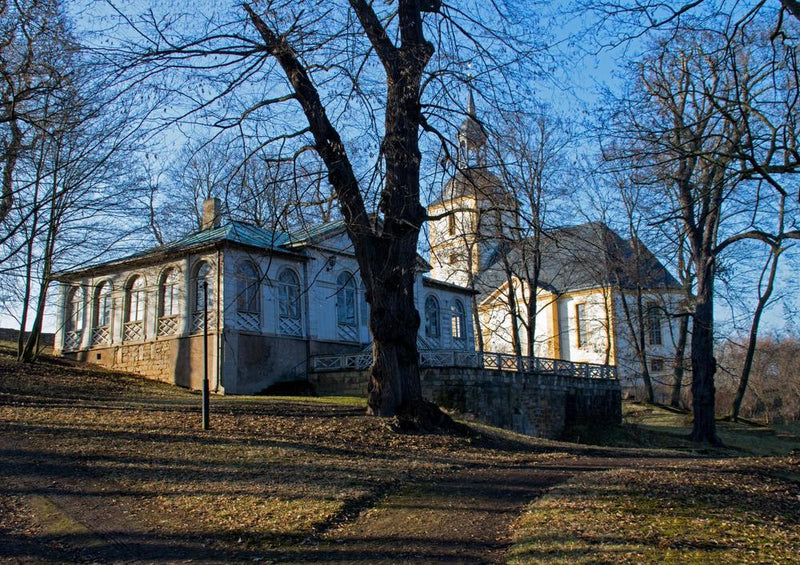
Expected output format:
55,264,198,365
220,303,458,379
467,87,476,118
458,85,487,166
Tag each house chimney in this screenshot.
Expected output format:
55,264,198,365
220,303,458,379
201,197,222,230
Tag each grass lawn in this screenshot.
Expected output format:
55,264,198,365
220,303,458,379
1,343,798,564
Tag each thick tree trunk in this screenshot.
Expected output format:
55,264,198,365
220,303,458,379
244,2,450,429
689,269,721,445
366,254,422,416
670,313,689,408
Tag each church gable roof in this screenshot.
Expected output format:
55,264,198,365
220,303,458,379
476,222,680,300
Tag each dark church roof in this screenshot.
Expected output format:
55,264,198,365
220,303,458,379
475,222,680,301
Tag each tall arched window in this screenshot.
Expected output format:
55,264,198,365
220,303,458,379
66,286,84,332
157,268,180,336
646,302,663,346
236,261,260,314
424,295,440,341
160,269,180,317
64,286,84,350
451,299,466,345
192,261,213,333
236,261,261,332
125,276,146,322
336,271,357,341
123,276,146,342
277,268,302,336
91,281,113,346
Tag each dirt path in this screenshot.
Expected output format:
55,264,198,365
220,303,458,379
286,465,573,564
2,435,570,564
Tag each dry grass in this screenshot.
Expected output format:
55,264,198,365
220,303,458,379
509,459,800,564
1,346,798,564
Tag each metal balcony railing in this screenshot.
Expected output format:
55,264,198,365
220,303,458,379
310,348,617,380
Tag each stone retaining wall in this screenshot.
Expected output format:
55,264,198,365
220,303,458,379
308,367,621,439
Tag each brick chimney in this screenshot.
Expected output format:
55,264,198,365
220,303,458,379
201,197,222,230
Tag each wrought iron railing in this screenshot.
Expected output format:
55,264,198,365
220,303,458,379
310,348,617,380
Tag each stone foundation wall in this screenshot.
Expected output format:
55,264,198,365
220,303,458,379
66,334,220,392
308,367,621,439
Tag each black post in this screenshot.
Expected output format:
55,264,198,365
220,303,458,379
202,280,210,430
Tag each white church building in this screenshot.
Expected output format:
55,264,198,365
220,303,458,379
54,200,476,394
425,92,685,399
55,95,682,399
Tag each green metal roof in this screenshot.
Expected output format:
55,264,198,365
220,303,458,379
56,221,295,277
286,219,348,246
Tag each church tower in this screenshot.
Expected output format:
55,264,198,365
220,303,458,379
427,89,518,288
458,89,488,167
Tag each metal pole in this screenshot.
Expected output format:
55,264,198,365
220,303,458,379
202,280,210,430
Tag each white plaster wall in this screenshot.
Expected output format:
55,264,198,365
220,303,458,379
557,290,613,365
56,254,219,351
611,291,685,394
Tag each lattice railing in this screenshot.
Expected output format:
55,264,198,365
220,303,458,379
311,348,617,380
237,311,260,332
64,330,81,351
123,321,144,342
192,311,216,333
91,326,110,346
337,324,358,342
311,352,372,372
279,317,302,337
157,315,179,337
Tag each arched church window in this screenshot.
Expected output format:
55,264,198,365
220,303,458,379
236,261,261,332
64,286,84,350
191,261,214,333
159,269,180,317
277,268,302,336
123,276,146,342
157,268,180,337
125,276,146,322
236,261,260,314
451,299,466,343
424,295,440,340
93,282,113,328
646,302,663,346
336,271,357,341
91,281,113,346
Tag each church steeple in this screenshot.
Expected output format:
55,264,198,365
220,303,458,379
457,87,487,167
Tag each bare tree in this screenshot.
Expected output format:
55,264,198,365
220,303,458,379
602,17,800,443
104,0,539,426
1,0,73,232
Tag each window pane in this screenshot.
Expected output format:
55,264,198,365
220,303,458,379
161,270,180,317
237,262,260,313
195,263,212,312
279,270,301,320
647,304,662,345
68,288,84,331
336,272,356,327
425,296,440,338
126,277,146,322
576,303,587,348
451,300,464,340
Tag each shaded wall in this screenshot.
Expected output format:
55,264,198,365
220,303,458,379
309,367,622,439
